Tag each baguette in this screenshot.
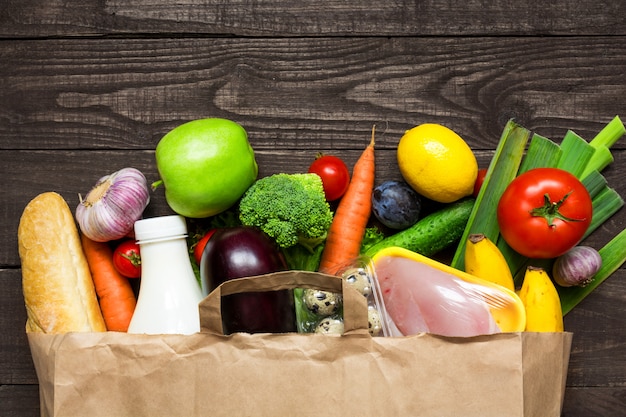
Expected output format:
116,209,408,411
18,192,106,333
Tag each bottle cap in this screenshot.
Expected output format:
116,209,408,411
134,215,188,242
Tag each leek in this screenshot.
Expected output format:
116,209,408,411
450,119,530,270
518,133,561,174
581,115,625,178
584,186,624,239
589,115,625,149
581,170,608,199
556,130,595,178
581,145,614,179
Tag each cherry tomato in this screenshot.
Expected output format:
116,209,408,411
472,168,488,198
497,167,592,259
113,240,142,278
193,229,216,265
308,154,350,201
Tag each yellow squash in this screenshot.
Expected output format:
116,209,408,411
371,247,526,332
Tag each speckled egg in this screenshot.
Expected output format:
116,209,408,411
342,267,372,297
315,317,344,335
368,306,383,336
303,289,342,316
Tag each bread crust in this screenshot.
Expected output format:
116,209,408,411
18,192,106,333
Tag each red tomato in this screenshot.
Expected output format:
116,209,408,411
193,229,216,265
472,168,488,198
113,240,142,278
497,168,592,259
308,154,350,201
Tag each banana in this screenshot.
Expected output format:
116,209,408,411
464,233,515,292
518,266,564,332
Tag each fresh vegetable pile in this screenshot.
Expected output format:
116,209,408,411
181,116,626,336
23,115,624,337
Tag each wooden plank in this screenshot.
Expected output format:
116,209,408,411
0,270,38,385
1,0,625,37
563,274,626,387
0,384,40,417
1,37,624,152
562,387,626,415
1,383,625,417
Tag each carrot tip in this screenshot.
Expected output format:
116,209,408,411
370,125,376,146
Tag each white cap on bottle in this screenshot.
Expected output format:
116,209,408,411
134,215,188,243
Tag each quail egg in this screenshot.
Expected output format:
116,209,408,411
314,317,344,335
303,289,342,316
368,306,383,336
342,267,372,297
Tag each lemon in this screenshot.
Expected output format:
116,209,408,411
397,123,477,203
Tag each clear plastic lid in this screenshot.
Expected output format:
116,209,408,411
134,215,188,242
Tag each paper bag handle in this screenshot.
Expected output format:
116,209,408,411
199,270,370,336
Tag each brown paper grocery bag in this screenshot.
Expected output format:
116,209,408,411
27,270,572,417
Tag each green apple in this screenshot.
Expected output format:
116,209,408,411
155,118,258,218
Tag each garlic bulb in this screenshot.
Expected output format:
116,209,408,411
76,168,151,242
552,246,602,287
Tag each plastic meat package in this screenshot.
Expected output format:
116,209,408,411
371,247,526,337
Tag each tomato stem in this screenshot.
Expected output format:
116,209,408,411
530,192,585,227
121,251,141,267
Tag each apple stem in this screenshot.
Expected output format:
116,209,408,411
151,180,163,191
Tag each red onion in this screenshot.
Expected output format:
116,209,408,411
552,246,602,287
76,168,150,242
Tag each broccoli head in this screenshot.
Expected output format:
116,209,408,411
239,173,333,251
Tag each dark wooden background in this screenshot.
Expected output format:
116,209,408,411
1,1,624,415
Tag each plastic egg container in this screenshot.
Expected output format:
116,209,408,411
295,257,392,337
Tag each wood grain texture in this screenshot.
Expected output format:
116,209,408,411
0,384,40,417
1,0,625,37
1,37,624,151
0,270,37,385
1,0,625,415
1,384,625,417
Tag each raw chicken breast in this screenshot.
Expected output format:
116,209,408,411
375,255,501,337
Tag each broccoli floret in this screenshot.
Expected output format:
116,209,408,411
239,173,333,254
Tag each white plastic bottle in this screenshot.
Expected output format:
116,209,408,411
128,215,203,335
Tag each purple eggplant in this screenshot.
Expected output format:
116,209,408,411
200,226,296,334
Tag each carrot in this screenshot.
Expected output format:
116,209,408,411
318,125,376,275
80,233,137,332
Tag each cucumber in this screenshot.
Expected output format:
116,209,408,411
363,198,475,258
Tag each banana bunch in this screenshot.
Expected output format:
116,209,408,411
464,234,515,292
518,266,564,332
